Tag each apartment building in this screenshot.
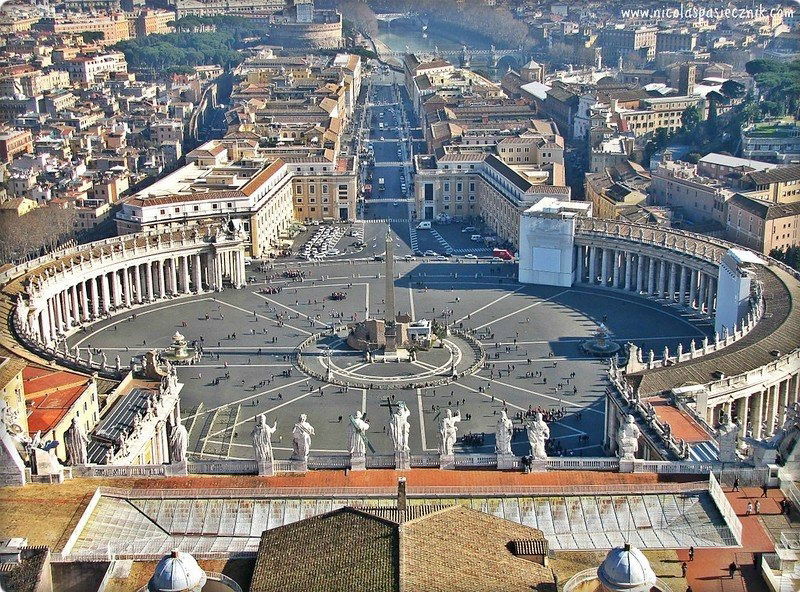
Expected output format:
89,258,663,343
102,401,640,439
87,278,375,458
0,129,33,163
414,151,570,247
726,193,800,254
584,161,650,220
175,0,286,18
599,25,657,62
740,121,800,164
39,13,132,45
64,52,127,84
655,29,698,54
743,165,800,203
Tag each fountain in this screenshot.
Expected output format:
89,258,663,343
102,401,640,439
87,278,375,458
580,323,621,357
160,331,200,364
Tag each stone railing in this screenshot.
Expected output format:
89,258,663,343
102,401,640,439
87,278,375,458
187,460,258,475
410,454,440,468
365,454,396,469
72,464,169,478
546,457,620,471
705,348,800,400
709,472,743,545
625,296,764,373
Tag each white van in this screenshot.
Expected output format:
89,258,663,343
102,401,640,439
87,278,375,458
470,234,482,241
417,221,432,229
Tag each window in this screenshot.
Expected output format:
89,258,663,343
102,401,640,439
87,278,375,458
322,184,329,193
444,182,450,192
296,186,303,194
160,209,165,215
309,186,316,194
193,205,199,211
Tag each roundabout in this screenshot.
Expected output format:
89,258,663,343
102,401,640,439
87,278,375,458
297,329,484,390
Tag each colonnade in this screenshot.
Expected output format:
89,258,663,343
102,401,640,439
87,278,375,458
708,374,800,442
22,247,247,347
574,244,717,314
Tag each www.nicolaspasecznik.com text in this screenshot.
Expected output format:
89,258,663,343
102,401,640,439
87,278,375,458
621,4,794,22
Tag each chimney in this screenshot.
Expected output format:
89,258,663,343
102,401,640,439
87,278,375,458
397,477,407,511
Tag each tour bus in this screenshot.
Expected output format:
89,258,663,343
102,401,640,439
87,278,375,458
493,248,514,261
378,178,385,191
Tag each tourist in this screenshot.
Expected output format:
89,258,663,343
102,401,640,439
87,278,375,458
728,561,737,578
688,546,694,561
681,562,687,577
761,483,769,498
733,476,740,491
755,500,761,514
745,501,752,516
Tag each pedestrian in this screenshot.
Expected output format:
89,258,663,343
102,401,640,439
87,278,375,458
728,561,737,578
755,500,761,514
746,501,752,516
688,546,694,561
686,587,692,592
733,476,740,491
681,561,687,577
761,483,769,498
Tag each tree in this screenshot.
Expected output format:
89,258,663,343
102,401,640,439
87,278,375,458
720,80,745,100
681,105,702,134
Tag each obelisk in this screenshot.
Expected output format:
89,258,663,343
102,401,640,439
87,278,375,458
384,231,397,352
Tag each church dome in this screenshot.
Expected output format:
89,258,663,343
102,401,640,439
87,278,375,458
148,551,207,592
597,544,657,592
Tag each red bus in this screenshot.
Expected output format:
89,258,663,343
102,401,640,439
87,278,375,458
493,248,513,261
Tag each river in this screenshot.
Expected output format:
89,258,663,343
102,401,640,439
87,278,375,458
374,22,491,55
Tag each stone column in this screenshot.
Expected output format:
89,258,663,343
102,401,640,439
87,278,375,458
69,286,79,328
133,264,142,303
181,257,191,293
737,396,749,441
689,268,698,309
612,250,621,289
752,390,764,440
766,384,779,438
101,273,111,313
145,263,154,301
679,265,688,307
193,254,203,292
706,276,716,314
656,259,666,298
576,245,586,283
636,254,645,293
40,304,52,344
111,270,122,309
156,260,165,298
668,262,677,302
79,281,89,322
237,250,246,288
90,277,100,317
647,257,656,295
601,248,609,287
170,258,179,295
777,380,789,430
123,267,132,308
588,246,597,285
624,252,632,291
52,292,63,334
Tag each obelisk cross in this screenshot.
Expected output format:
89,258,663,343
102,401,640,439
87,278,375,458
385,231,396,326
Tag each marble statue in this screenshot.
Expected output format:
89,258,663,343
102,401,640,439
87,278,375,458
65,416,89,466
389,401,411,452
495,410,513,455
348,411,370,457
292,414,315,461
717,412,739,463
617,414,641,460
527,412,550,460
252,414,277,464
438,409,461,456
169,415,188,464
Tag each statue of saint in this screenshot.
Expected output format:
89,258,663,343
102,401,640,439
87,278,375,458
292,414,315,461
169,415,188,464
65,416,89,466
252,414,277,464
527,412,550,460
495,410,513,455
616,414,641,460
439,409,461,456
389,401,411,452
348,411,370,457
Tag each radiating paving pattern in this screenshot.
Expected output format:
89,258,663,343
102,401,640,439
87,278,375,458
70,491,736,557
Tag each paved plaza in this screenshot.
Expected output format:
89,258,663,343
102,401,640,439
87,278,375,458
66,253,710,462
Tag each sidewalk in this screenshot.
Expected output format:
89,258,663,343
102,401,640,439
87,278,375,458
678,486,785,592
